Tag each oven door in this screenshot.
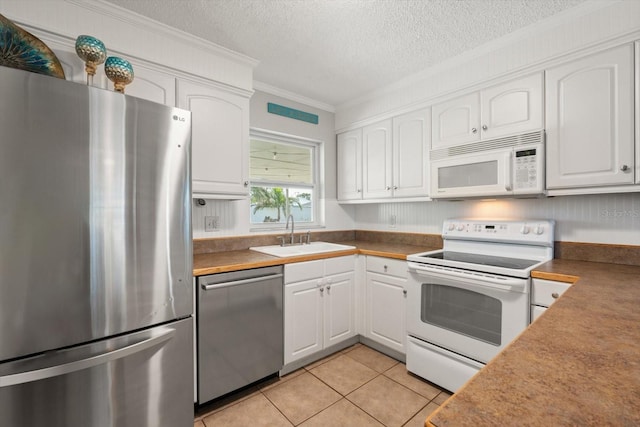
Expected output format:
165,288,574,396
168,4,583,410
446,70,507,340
406,263,530,363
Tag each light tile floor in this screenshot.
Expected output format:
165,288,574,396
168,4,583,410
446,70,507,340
194,344,452,427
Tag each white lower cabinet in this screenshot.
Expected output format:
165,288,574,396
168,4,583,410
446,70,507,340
530,278,571,323
284,256,355,364
364,256,407,354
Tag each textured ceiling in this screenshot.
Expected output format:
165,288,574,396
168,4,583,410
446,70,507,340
104,0,587,108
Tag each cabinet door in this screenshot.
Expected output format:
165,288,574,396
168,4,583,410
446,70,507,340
362,119,393,199
324,272,355,347
432,92,480,149
365,271,406,353
392,109,430,198
480,73,543,140
546,44,635,189
337,129,363,201
124,62,176,106
284,278,323,364
54,48,109,89
178,79,249,197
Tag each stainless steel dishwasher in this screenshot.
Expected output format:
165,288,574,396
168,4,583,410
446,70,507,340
197,265,284,404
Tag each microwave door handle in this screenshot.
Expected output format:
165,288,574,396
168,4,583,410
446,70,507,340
505,152,513,191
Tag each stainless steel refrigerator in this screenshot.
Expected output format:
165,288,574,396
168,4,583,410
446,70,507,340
0,66,194,426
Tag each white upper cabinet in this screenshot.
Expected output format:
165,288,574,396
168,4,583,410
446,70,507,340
481,73,543,140
635,41,639,186
392,108,430,198
337,129,363,201
338,109,430,203
178,79,250,198
432,92,480,149
362,119,393,199
54,48,175,106
124,62,176,106
546,44,635,190
432,73,543,149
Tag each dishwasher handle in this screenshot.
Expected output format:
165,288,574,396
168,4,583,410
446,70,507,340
201,273,284,291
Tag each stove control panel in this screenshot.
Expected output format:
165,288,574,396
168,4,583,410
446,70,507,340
442,219,555,246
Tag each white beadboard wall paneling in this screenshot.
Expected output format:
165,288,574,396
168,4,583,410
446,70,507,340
335,0,640,130
2,0,257,92
354,193,640,245
192,198,356,238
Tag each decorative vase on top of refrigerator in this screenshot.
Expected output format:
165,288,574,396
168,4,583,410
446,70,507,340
0,66,193,427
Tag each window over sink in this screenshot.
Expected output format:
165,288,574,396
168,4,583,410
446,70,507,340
249,129,321,229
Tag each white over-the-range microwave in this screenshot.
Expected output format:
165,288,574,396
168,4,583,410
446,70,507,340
430,130,545,199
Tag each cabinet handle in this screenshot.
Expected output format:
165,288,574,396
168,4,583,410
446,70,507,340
326,285,331,291
482,125,488,131
471,128,477,134
393,186,398,190
383,265,388,272
244,181,249,187
620,165,629,172
386,186,391,191
319,287,324,293
357,189,362,193
403,289,407,296
551,292,559,299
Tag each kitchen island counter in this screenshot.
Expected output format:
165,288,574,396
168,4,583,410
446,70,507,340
427,259,640,426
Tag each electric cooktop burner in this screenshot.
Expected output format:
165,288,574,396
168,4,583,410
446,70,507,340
417,251,541,270
407,219,555,278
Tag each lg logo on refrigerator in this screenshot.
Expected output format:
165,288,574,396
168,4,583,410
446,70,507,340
172,115,186,122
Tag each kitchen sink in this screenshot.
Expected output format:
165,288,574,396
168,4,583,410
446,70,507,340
249,241,356,257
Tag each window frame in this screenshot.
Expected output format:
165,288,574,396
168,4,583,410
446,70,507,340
249,128,324,231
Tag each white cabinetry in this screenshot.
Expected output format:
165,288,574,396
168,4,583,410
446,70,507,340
364,256,407,354
432,73,543,149
546,44,635,191
338,108,430,202
392,109,430,198
177,79,250,198
54,48,176,106
124,62,176,106
362,120,393,199
530,278,571,323
284,256,355,364
337,129,363,201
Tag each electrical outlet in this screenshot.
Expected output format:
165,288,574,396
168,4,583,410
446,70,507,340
205,216,220,232
389,214,397,228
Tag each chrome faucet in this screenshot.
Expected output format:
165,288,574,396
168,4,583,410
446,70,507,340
285,214,295,245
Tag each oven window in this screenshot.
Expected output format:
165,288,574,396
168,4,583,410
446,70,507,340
420,283,502,346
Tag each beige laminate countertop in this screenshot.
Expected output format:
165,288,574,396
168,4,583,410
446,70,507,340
192,240,437,276
428,259,640,426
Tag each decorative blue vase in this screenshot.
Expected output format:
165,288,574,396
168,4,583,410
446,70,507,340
104,56,134,93
0,13,65,79
74,35,106,85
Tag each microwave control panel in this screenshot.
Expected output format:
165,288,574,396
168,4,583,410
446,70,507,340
514,146,543,192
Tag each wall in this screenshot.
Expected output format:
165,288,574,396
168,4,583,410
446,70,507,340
192,90,356,238
353,193,640,245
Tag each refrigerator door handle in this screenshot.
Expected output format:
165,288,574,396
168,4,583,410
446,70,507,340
0,328,175,387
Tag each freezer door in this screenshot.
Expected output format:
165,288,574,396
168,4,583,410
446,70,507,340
0,318,193,427
0,67,192,361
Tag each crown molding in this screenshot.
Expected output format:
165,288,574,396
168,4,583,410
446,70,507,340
66,0,259,68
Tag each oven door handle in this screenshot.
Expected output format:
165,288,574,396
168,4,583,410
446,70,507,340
408,263,527,292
